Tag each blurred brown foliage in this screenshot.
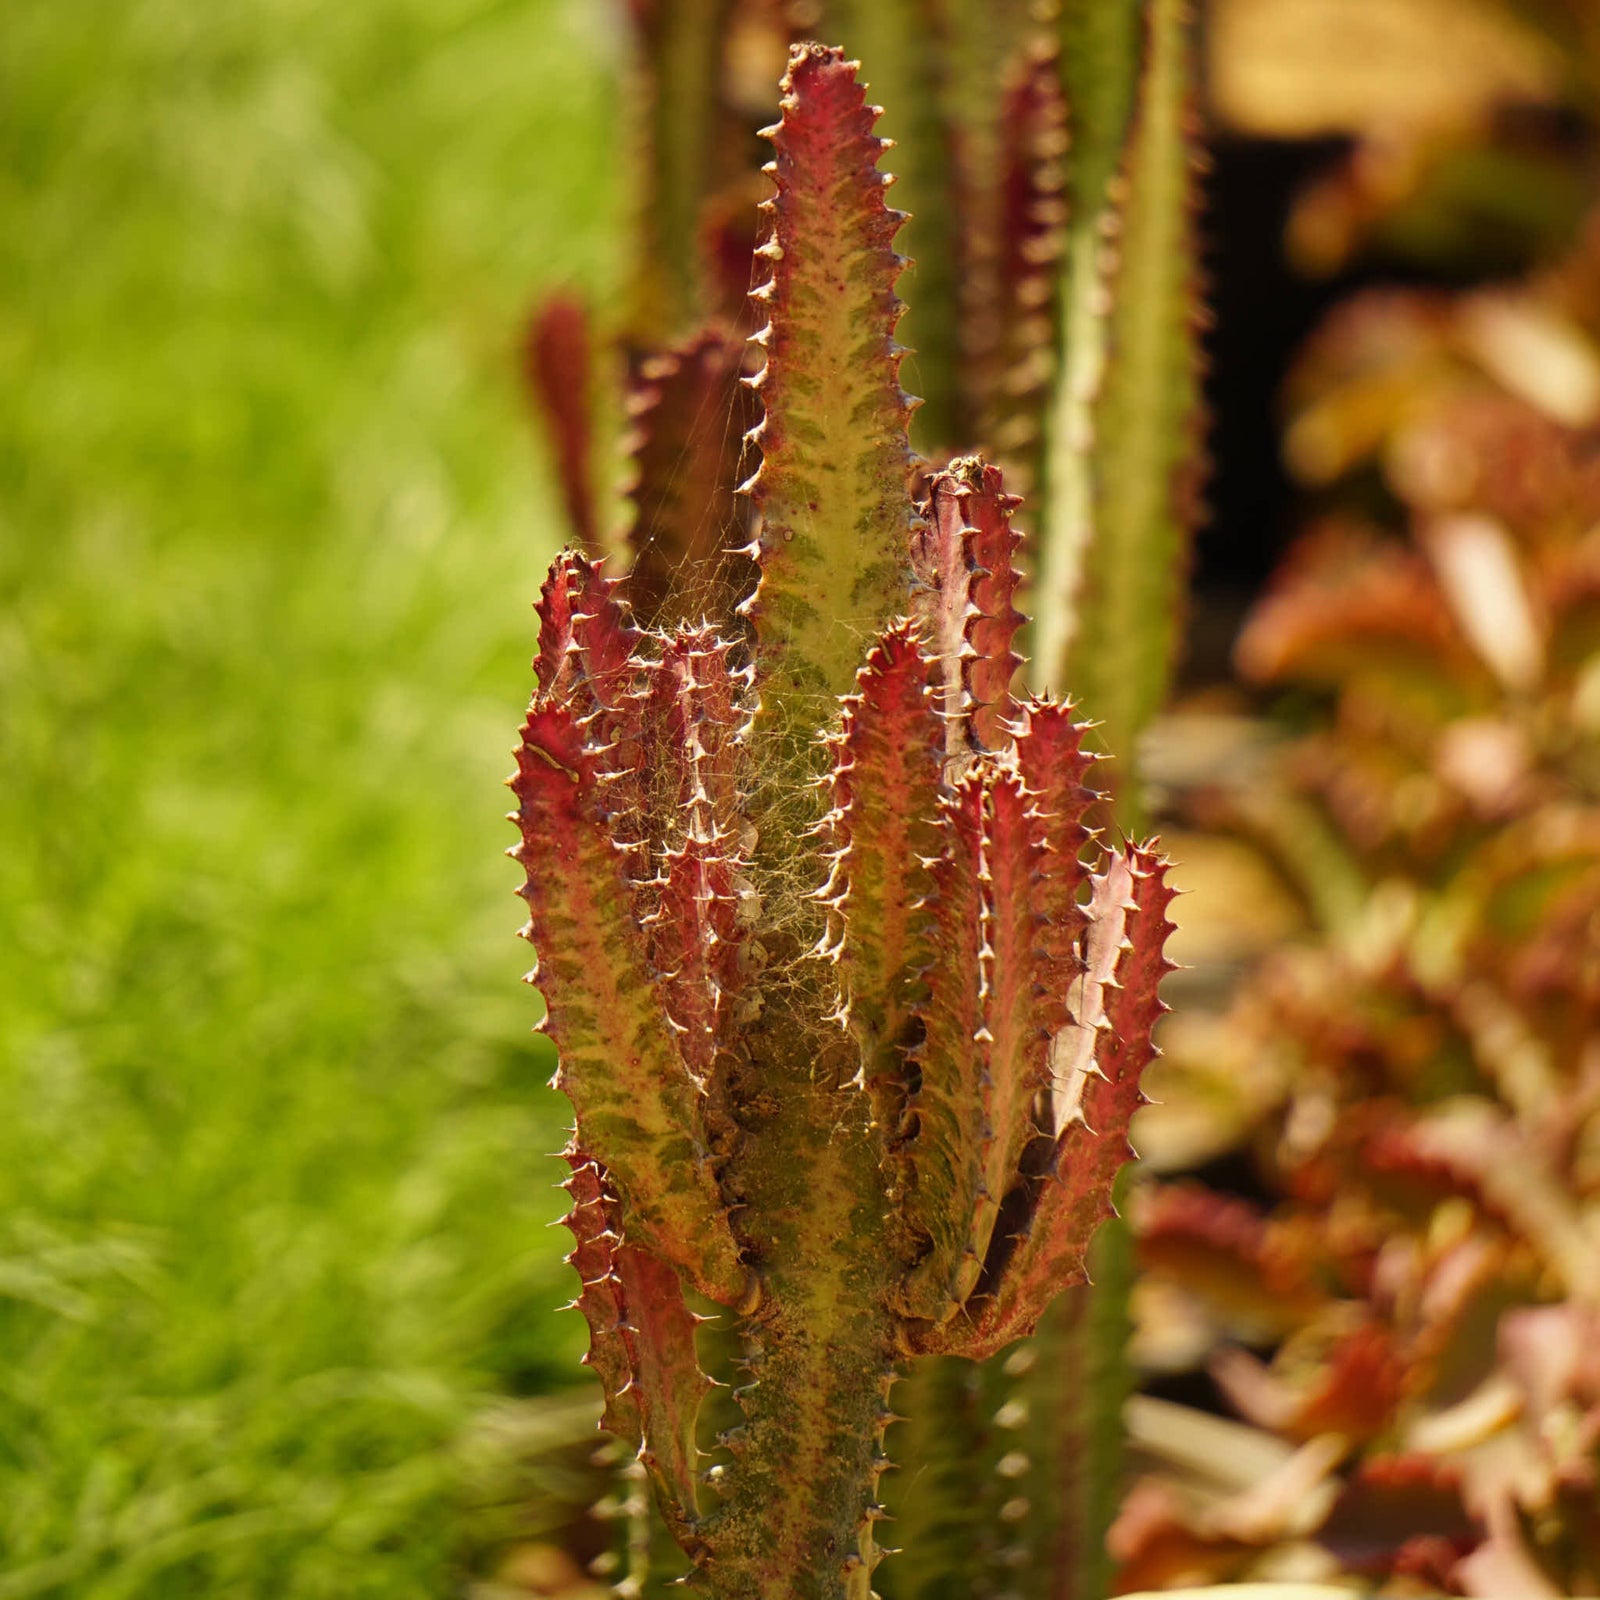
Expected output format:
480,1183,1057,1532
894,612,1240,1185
1120,5,1600,1591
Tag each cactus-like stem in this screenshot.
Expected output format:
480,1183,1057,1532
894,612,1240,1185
525,294,601,553
964,847,1175,1355
647,629,755,1089
901,765,992,1318
518,615,1170,1598
627,0,739,341
514,699,745,1308
708,1317,899,1600
515,44,1178,1600
562,1152,711,1540
1033,0,1204,823
810,0,963,452
957,13,1203,1587
1015,1228,1136,1600
884,1352,1017,1599
820,626,944,1200
813,0,1055,457
976,40,1070,501
698,1025,898,1598
742,44,919,734
942,4,1068,493
914,458,1027,764
622,328,759,632
951,463,1027,752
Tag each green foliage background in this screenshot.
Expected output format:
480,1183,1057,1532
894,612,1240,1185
0,0,616,1590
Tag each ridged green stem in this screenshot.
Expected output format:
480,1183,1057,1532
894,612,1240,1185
815,0,963,451
700,1012,896,1600
1034,0,1200,830
1018,1184,1137,1600
885,1356,1012,1599
1032,0,1142,714
630,0,736,340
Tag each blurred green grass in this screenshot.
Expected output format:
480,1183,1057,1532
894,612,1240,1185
0,0,619,1590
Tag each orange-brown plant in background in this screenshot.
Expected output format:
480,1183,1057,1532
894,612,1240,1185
1120,200,1600,1600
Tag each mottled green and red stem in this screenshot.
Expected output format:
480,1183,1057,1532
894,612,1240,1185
512,43,1179,1600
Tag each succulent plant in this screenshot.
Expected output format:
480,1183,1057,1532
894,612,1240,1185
527,1,1205,805
510,44,1176,1600
516,7,1208,1592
